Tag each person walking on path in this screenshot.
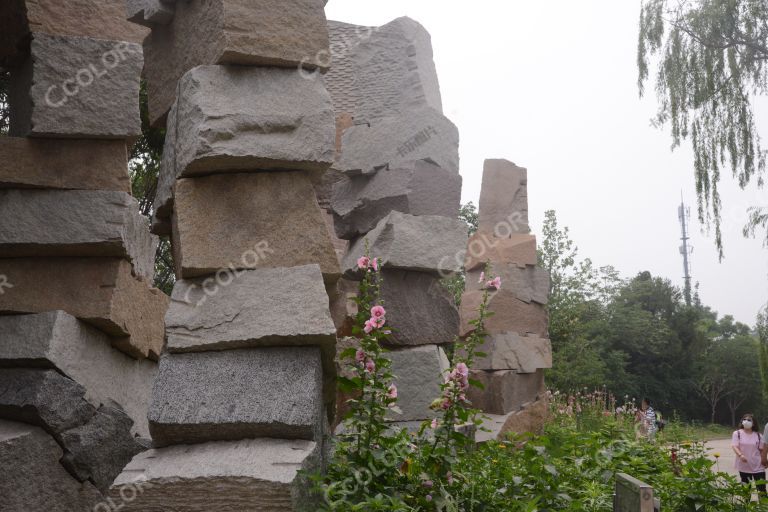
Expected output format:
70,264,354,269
637,398,657,440
733,413,766,496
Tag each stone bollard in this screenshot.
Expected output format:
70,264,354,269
614,473,660,512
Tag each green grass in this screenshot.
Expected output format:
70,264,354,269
663,421,734,442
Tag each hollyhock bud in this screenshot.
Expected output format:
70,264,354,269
423,480,433,488
441,398,451,410
365,359,376,373
426,495,433,502
370,305,386,319
355,349,365,363
357,256,370,270
388,384,398,399
431,418,438,429
478,271,485,284
371,257,379,271
447,472,454,485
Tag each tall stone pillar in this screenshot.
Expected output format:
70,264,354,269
460,159,552,439
0,1,167,509
111,1,339,509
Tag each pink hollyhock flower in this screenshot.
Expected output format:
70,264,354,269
365,359,376,373
423,480,433,488
456,362,469,377
486,276,502,290
364,319,375,334
370,305,386,319
355,349,365,363
387,384,398,399
357,256,370,270
371,316,385,328
478,271,485,284
431,418,438,429
371,257,379,271
441,398,451,410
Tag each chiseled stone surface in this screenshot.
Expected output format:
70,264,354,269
9,34,143,139
148,348,324,446
466,369,545,415
387,345,449,422
477,159,530,235
460,289,549,339
111,438,321,511
324,17,443,122
144,0,330,126
151,100,178,235
59,405,143,492
336,107,459,176
464,232,538,272
379,269,459,347
0,258,169,360
171,172,340,280
466,265,550,306
0,0,148,66
330,159,462,239
0,137,129,191
342,212,466,278
0,189,157,281
0,420,103,511
0,311,156,436
167,65,334,176
499,399,550,437
0,369,96,433
466,332,552,372
166,265,336,353
126,0,176,27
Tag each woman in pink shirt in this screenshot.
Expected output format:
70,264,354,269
732,413,766,496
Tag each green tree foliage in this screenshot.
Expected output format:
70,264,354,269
442,202,480,306
638,0,768,256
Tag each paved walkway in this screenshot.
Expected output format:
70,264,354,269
705,438,737,475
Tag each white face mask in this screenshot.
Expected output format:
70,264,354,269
743,420,754,429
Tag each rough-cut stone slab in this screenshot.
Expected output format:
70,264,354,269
110,438,320,511
150,100,178,235
0,137,129,191
324,18,443,122
0,311,156,436
127,0,176,27
464,332,552,372
0,0,148,67
171,172,340,280
148,348,323,447
167,65,335,176
0,258,169,360
464,232,538,271
460,289,548,338
0,190,157,281
466,265,550,306
476,399,551,442
0,420,103,511
9,34,143,138
379,269,459,346
342,212,466,278
336,107,459,176
466,369,545,415
331,159,462,239
477,159,530,234
328,278,358,338
144,0,331,126
166,265,335,352
387,345,449,422
0,369,96,434
59,405,143,491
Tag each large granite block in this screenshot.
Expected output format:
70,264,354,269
477,159,530,234
166,265,335,353
110,438,320,511
0,258,169,360
0,137,129,191
171,172,340,280
0,311,156,436
148,348,324,446
387,345,449,422
9,34,143,139
466,332,552,372
330,159,462,239
336,107,459,176
0,189,157,281
0,420,103,511
460,289,549,339
342,212,466,278
466,265,550,306
0,0,147,67
464,232,538,271
126,0,176,27
143,0,330,126
379,269,459,346
466,369,545,415
324,18,443,122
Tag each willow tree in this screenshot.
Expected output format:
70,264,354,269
638,0,767,258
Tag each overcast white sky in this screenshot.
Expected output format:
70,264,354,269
326,0,768,326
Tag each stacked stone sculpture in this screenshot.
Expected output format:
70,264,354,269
323,17,466,426
460,159,552,439
0,1,167,509
109,1,339,509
